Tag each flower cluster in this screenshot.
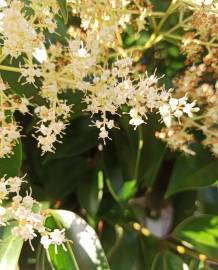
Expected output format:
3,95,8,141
0,1,39,58
181,0,218,63
154,0,218,156
156,63,218,156
176,0,218,156
0,76,30,157
0,0,216,158
83,58,199,143
0,174,66,251
34,101,71,154
68,0,131,32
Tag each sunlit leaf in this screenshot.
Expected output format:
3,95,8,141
118,179,137,201
46,210,110,270
173,215,218,259
0,225,23,270
166,147,218,197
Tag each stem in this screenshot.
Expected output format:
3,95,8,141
150,16,158,33
134,126,143,182
0,65,20,73
165,15,192,36
156,0,180,32
164,33,218,48
105,178,120,202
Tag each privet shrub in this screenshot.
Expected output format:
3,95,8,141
0,0,217,269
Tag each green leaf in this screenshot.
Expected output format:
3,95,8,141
118,179,137,201
0,225,23,270
198,188,218,215
151,251,185,270
172,215,218,259
109,230,140,270
46,210,110,270
78,170,104,219
103,126,136,201
107,226,159,270
0,141,22,178
36,245,53,270
42,156,93,199
138,235,160,270
165,147,218,197
168,46,180,58
118,114,166,187
139,119,166,187
57,0,68,24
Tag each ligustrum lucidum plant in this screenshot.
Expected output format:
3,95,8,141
0,0,218,269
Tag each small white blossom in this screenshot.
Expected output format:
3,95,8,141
41,235,52,249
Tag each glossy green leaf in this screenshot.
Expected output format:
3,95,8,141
36,245,53,270
138,116,166,187
166,147,218,197
151,251,185,270
0,225,23,270
118,179,137,201
173,215,218,259
46,210,110,270
57,0,68,24
0,141,22,178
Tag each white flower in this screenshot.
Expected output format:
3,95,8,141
22,194,35,209
183,102,199,117
20,66,41,84
129,116,144,129
7,176,24,193
40,235,52,249
107,120,115,129
99,127,109,140
12,223,37,242
169,98,179,111
78,48,88,58
50,229,66,245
